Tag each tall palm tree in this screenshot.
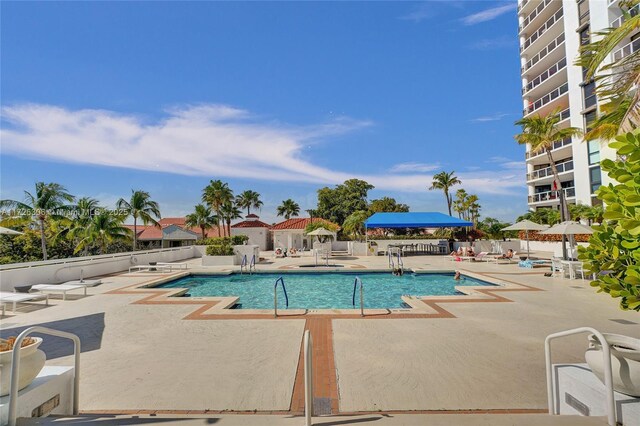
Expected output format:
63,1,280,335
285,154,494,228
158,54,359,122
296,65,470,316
219,201,242,236
202,180,234,237
0,182,75,260
429,171,461,216
453,189,469,220
342,210,370,240
277,199,300,220
235,190,263,216
578,0,640,138
64,197,100,256
515,111,583,222
116,190,161,251
76,210,131,255
185,204,218,240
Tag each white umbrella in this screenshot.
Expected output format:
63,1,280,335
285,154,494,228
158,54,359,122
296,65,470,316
0,226,23,236
502,220,548,259
306,227,335,243
539,221,594,259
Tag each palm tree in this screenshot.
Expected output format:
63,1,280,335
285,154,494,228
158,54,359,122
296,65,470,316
219,201,242,236
342,210,370,240
116,190,161,251
578,0,640,138
64,197,100,255
277,199,300,220
515,111,583,222
0,182,75,260
429,171,461,216
235,190,263,216
202,180,234,237
453,189,469,220
185,204,218,240
467,194,481,227
76,210,131,255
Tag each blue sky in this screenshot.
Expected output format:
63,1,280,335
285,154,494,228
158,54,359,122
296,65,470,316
1,1,527,223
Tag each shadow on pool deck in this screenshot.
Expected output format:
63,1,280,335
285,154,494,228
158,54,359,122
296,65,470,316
0,312,105,359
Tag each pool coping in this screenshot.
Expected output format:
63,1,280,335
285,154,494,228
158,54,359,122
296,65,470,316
106,269,537,319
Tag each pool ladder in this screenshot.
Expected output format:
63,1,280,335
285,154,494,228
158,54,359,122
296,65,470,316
388,250,403,275
240,254,256,275
352,276,364,317
274,276,289,317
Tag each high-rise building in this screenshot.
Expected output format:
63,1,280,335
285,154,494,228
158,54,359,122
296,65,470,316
517,0,633,212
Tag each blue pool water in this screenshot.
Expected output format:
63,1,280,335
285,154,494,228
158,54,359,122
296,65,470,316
156,272,495,309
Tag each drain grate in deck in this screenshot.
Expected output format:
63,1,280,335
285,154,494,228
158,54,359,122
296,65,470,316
313,397,332,415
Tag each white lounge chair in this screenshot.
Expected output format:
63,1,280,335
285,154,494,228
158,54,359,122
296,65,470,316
156,262,188,270
0,292,49,315
64,279,102,287
494,251,517,264
31,284,86,300
128,265,172,273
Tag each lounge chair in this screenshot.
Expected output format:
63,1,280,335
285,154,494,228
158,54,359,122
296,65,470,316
157,262,189,270
128,265,172,273
64,279,102,287
0,292,49,315
494,251,517,264
31,284,87,300
469,252,488,262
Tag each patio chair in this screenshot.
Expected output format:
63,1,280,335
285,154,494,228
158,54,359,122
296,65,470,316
551,258,566,278
30,284,87,300
573,262,593,280
0,291,49,315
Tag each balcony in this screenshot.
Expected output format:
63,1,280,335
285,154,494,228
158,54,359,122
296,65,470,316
613,38,640,61
525,136,572,159
519,0,555,32
523,82,569,115
521,8,563,53
527,158,574,181
523,57,567,94
522,34,565,74
529,186,576,204
611,4,639,28
518,0,530,13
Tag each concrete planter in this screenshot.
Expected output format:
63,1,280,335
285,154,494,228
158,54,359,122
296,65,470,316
0,337,46,396
585,333,640,397
201,255,237,266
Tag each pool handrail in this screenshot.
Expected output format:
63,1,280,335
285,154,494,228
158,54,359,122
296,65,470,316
240,255,248,274
352,276,364,317
8,326,81,426
249,254,256,273
274,276,289,317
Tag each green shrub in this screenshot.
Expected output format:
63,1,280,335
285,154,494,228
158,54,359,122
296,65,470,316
579,130,640,311
197,235,248,246
206,242,234,256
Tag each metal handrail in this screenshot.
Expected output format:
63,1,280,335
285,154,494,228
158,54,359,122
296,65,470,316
352,277,364,317
274,276,289,317
545,327,615,426
240,255,248,274
396,252,404,274
304,330,313,426
388,251,395,269
522,33,565,74
8,326,81,426
249,255,256,273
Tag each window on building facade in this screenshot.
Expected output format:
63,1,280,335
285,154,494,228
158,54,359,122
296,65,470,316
588,140,601,165
577,0,589,25
589,167,602,193
583,81,596,109
584,109,597,131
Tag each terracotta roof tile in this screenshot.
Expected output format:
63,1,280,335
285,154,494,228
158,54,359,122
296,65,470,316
271,217,339,231
232,220,271,229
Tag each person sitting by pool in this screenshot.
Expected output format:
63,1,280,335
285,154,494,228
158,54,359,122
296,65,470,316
289,247,298,256
454,271,461,280
450,247,463,256
467,247,476,257
275,248,284,257
497,249,514,259
393,267,403,276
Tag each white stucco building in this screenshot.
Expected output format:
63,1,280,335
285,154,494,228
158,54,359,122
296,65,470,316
230,214,272,251
518,0,628,211
271,218,338,250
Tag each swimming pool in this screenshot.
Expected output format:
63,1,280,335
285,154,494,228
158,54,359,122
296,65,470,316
156,272,495,310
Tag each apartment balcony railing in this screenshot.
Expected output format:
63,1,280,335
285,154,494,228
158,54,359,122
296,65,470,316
613,38,640,62
611,4,639,28
527,159,574,181
524,82,569,115
557,107,570,122
529,186,576,203
525,136,571,159
518,0,530,13
523,57,567,94
520,0,555,32
522,34,565,74
521,8,563,52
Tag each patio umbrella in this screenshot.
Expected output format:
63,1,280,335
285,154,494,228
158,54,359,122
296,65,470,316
538,221,594,259
0,226,23,235
306,227,334,243
502,220,548,259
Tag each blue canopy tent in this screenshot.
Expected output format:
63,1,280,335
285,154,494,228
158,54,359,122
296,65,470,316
364,212,473,255
365,212,473,229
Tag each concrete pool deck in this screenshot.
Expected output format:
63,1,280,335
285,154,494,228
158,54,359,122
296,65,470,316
1,253,638,423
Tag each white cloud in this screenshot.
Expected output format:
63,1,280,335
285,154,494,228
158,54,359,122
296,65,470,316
389,162,441,173
468,36,516,50
461,3,517,25
1,103,525,196
398,4,433,22
471,113,510,123
487,156,524,171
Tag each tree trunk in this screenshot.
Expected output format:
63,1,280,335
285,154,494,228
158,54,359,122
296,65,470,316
546,149,570,220
217,210,222,237
445,190,452,216
39,218,48,261
201,226,206,240
133,216,137,251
